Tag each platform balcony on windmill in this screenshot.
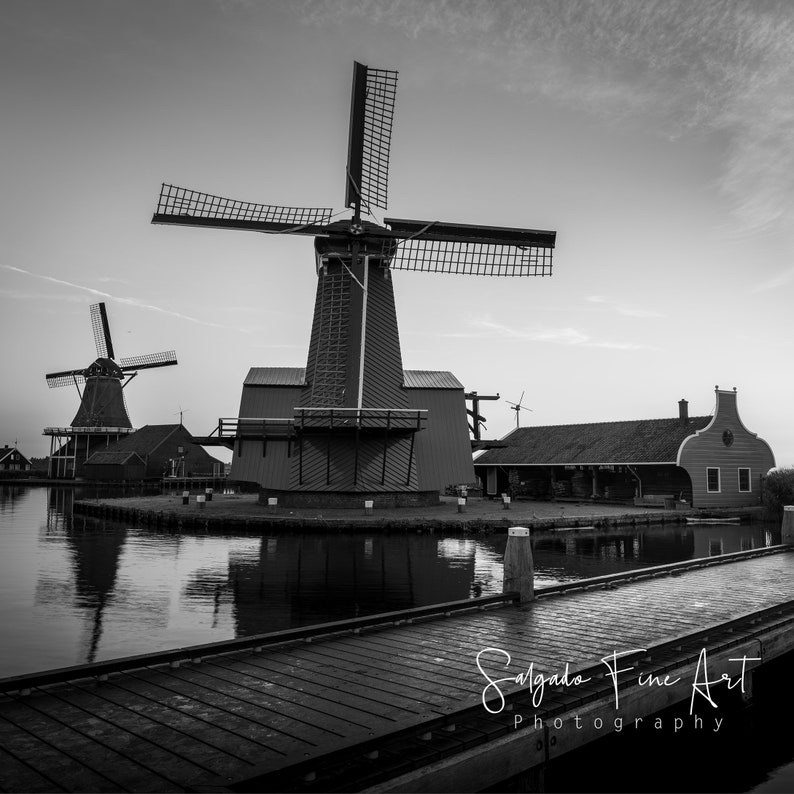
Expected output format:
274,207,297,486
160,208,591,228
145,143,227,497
152,62,556,506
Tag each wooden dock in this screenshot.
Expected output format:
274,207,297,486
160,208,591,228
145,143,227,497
2,546,794,792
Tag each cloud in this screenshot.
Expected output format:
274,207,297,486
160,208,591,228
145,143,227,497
449,317,657,350
1,264,231,330
299,0,794,234
585,295,664,318
751,266,794,293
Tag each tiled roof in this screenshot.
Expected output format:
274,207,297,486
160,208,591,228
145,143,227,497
85,451,145,466
475,416,712,466
244,368,306,387
403,370,463,390
103,424,180,454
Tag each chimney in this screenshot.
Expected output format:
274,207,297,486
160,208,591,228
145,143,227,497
678,399,689,426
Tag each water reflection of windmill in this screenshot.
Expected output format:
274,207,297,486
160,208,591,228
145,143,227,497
43,303,177,478
507,391,533,428
152,62,556,503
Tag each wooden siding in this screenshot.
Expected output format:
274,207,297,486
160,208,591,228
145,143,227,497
288,434,418,492
678,389,775,508
358,262,408,409
229,385,302,488
405,388,475,491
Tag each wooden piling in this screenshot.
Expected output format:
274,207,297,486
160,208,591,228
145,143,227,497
782,505,794,544
503,526,534,603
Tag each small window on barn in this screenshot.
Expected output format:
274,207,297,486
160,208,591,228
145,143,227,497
738,468,751,492
706,467,720,493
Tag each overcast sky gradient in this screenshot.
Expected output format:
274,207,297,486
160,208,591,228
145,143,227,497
2,0,793,468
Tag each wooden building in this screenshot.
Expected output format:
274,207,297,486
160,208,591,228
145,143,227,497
81,424,224,481
475,388,774,509
0,444,32,472
226,367,475,506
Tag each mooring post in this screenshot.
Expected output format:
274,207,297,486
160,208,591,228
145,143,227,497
364,500,374,516
457,497,466,514
267,497,278,513
205,488,213,502
782,505,794,544
503,526,534,603
181,490,189,505
196,495,206,510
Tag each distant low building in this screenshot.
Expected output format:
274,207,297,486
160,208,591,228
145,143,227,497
0,444,32,472
82,424,224,481
474,388,774,509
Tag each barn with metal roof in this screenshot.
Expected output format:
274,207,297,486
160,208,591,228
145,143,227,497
475,389,775,508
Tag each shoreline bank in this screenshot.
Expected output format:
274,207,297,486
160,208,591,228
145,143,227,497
72,493,767,533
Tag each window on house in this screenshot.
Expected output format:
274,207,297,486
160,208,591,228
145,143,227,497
706,467,720,492
738,468,751,492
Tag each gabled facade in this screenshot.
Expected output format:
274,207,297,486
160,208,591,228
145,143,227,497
82,424,224,481
0,445,32,472
475,388,774,509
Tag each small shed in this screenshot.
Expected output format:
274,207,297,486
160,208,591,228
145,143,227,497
82,451,146,481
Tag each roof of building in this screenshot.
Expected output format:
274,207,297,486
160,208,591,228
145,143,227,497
85,451,146,466
475,415,713,466
243,367,464,390
0,446,31,464
244,368,307,386
101,424,181,454
403,370,463,390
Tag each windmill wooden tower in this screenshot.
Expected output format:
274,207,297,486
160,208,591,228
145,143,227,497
152,62,556,505
43,302,178,478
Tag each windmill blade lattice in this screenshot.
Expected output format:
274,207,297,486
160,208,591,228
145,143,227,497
382,218,554,276
153,184,333,233
46,371,87,389
90,302,115,360
120,351,178,371
345,62,398,213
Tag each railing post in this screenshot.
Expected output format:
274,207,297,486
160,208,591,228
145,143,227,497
782,505,794,544
503,526,534,603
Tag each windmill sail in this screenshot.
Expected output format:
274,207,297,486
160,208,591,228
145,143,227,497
345,62,398,214
152,184,333,234
91,302,115,359
120,351,178,371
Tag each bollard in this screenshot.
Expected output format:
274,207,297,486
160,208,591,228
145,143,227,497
503,526,534,603
267,497,278,512
196,495,206,510
205,488,213,502
502,496,511,510
364,500,374,516
783,506,794,544
457,497,466,514
182,490,189,505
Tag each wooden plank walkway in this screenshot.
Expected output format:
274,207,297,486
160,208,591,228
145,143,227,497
2,548,794,792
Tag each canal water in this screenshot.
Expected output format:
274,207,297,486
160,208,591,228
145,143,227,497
1,483,791,792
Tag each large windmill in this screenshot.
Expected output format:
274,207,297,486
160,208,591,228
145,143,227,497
152,62,556,504
43,302,177,478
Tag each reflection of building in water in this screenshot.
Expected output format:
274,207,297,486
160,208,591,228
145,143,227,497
692,525,776,558
0,484,27,514
37,496,127,664
227,533,477,638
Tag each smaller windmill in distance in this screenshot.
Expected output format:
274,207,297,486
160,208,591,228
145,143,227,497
506,391,533,428
43,302,178,478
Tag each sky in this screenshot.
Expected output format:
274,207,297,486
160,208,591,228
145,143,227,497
1,0,793,467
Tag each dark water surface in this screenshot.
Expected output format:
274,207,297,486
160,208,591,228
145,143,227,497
1,484,791,792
